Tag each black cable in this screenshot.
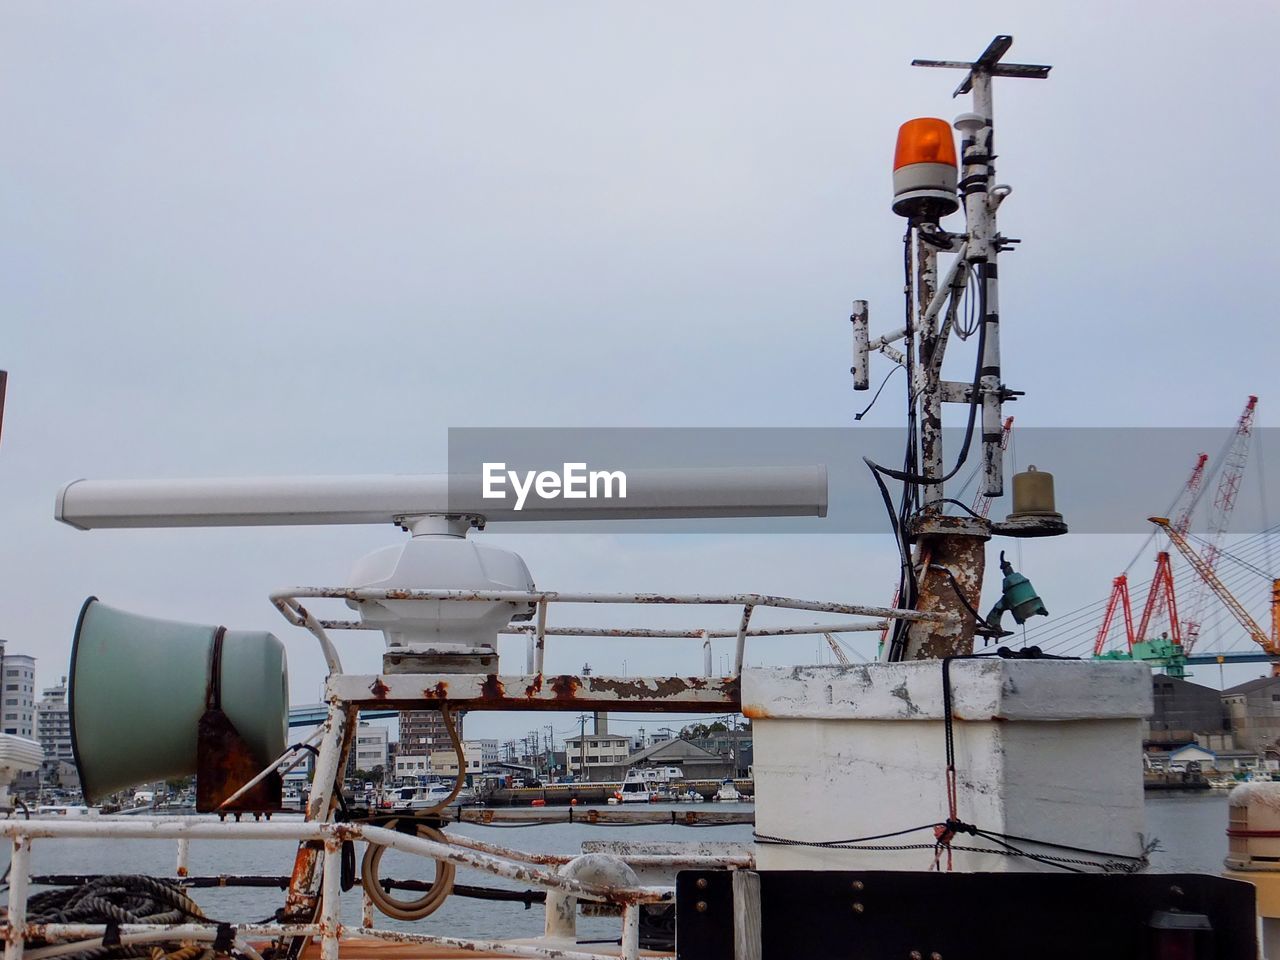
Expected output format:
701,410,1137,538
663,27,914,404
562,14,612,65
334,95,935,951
936,497,984,519
853,364,904,421
930,564,1007,638
867,301,986,488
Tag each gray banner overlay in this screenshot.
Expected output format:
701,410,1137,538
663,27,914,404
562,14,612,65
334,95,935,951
447,428,1279,534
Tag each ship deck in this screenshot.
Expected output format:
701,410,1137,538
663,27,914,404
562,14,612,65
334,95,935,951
294,937,669,959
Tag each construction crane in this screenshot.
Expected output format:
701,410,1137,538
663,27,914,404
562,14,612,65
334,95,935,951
823,632,852,667
1093,453,1207,658
1150,516,1280,673
1182,396,1259,652
1093,574,1134,656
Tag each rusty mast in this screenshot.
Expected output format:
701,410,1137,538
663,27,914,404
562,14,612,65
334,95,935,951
852,35,1065,661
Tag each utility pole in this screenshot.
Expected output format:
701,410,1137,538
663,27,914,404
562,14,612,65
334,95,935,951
577,714,589,783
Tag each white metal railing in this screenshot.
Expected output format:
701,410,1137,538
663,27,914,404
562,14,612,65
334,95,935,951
0,817,750,960
271,587,956,676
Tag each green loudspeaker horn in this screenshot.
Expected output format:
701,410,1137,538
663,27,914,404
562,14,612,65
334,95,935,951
70,597,288,810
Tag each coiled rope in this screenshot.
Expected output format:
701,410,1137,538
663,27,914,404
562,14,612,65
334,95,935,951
23,876,214,960
359,701,463,920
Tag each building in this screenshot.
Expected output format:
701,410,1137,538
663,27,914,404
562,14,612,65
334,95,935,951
629,738,730,781
564,732,632,781
398,710,464,756
345,723,390,779
429,741,487,782
1146,676,1231,750
1164,743,1216,771
1223,676,1280,753
0,642,37,739
34,676,73,771
394,755,431,780
692,728,754,778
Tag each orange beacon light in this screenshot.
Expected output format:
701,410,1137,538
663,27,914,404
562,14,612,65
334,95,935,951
892,117,959,220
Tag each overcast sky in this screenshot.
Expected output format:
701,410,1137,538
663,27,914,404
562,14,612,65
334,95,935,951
2,2,1278,747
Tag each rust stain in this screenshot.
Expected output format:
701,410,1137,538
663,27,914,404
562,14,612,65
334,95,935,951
549,675,582,700
422,682,449,700
368,677,390,699
686,676,707,689
331,823,361,842
524,674,544,698
591,677,692,699
479,675,506,700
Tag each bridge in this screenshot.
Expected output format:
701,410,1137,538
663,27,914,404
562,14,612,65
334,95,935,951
1186,651,1280,666
289,703,397,728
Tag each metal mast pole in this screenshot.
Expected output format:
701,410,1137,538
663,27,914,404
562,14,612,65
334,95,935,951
863,36,1054,659
917,233,942,509
966,69,1005,498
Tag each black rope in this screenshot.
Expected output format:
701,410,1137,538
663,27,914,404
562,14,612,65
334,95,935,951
25,876,219,960
754,820,1154,874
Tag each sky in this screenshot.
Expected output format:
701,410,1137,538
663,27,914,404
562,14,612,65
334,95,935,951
1,2,1278,749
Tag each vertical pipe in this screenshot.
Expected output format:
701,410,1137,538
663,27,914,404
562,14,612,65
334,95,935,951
968,72,1004,498
543,888,576,941
917,237,942,508
533,601,548,676
525,634,535,674
306,703,348,822
734,606,754,675
702,631,713,678
5,838,30,960
851,300,870,391
175,837,190,878
282,701,351,939
619,903,641,960
361,889,374,930
320,841,342,960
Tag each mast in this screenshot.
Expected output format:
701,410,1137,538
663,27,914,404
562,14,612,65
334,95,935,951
853,36,1061,660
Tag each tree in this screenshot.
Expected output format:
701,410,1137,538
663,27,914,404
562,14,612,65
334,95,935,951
707,721,728,733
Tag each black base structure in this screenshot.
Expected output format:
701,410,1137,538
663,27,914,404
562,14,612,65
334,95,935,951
676,870,1257,960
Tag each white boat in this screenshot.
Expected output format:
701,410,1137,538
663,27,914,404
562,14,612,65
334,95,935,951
714,779,740,802
613,769,659,804
389,782,474,810
32,804,98,818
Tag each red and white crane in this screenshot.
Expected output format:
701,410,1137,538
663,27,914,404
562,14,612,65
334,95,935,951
1093,452,1207,656
1181,396,1259,652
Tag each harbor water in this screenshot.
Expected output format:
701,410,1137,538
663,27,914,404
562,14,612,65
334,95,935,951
0,794,1233,943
